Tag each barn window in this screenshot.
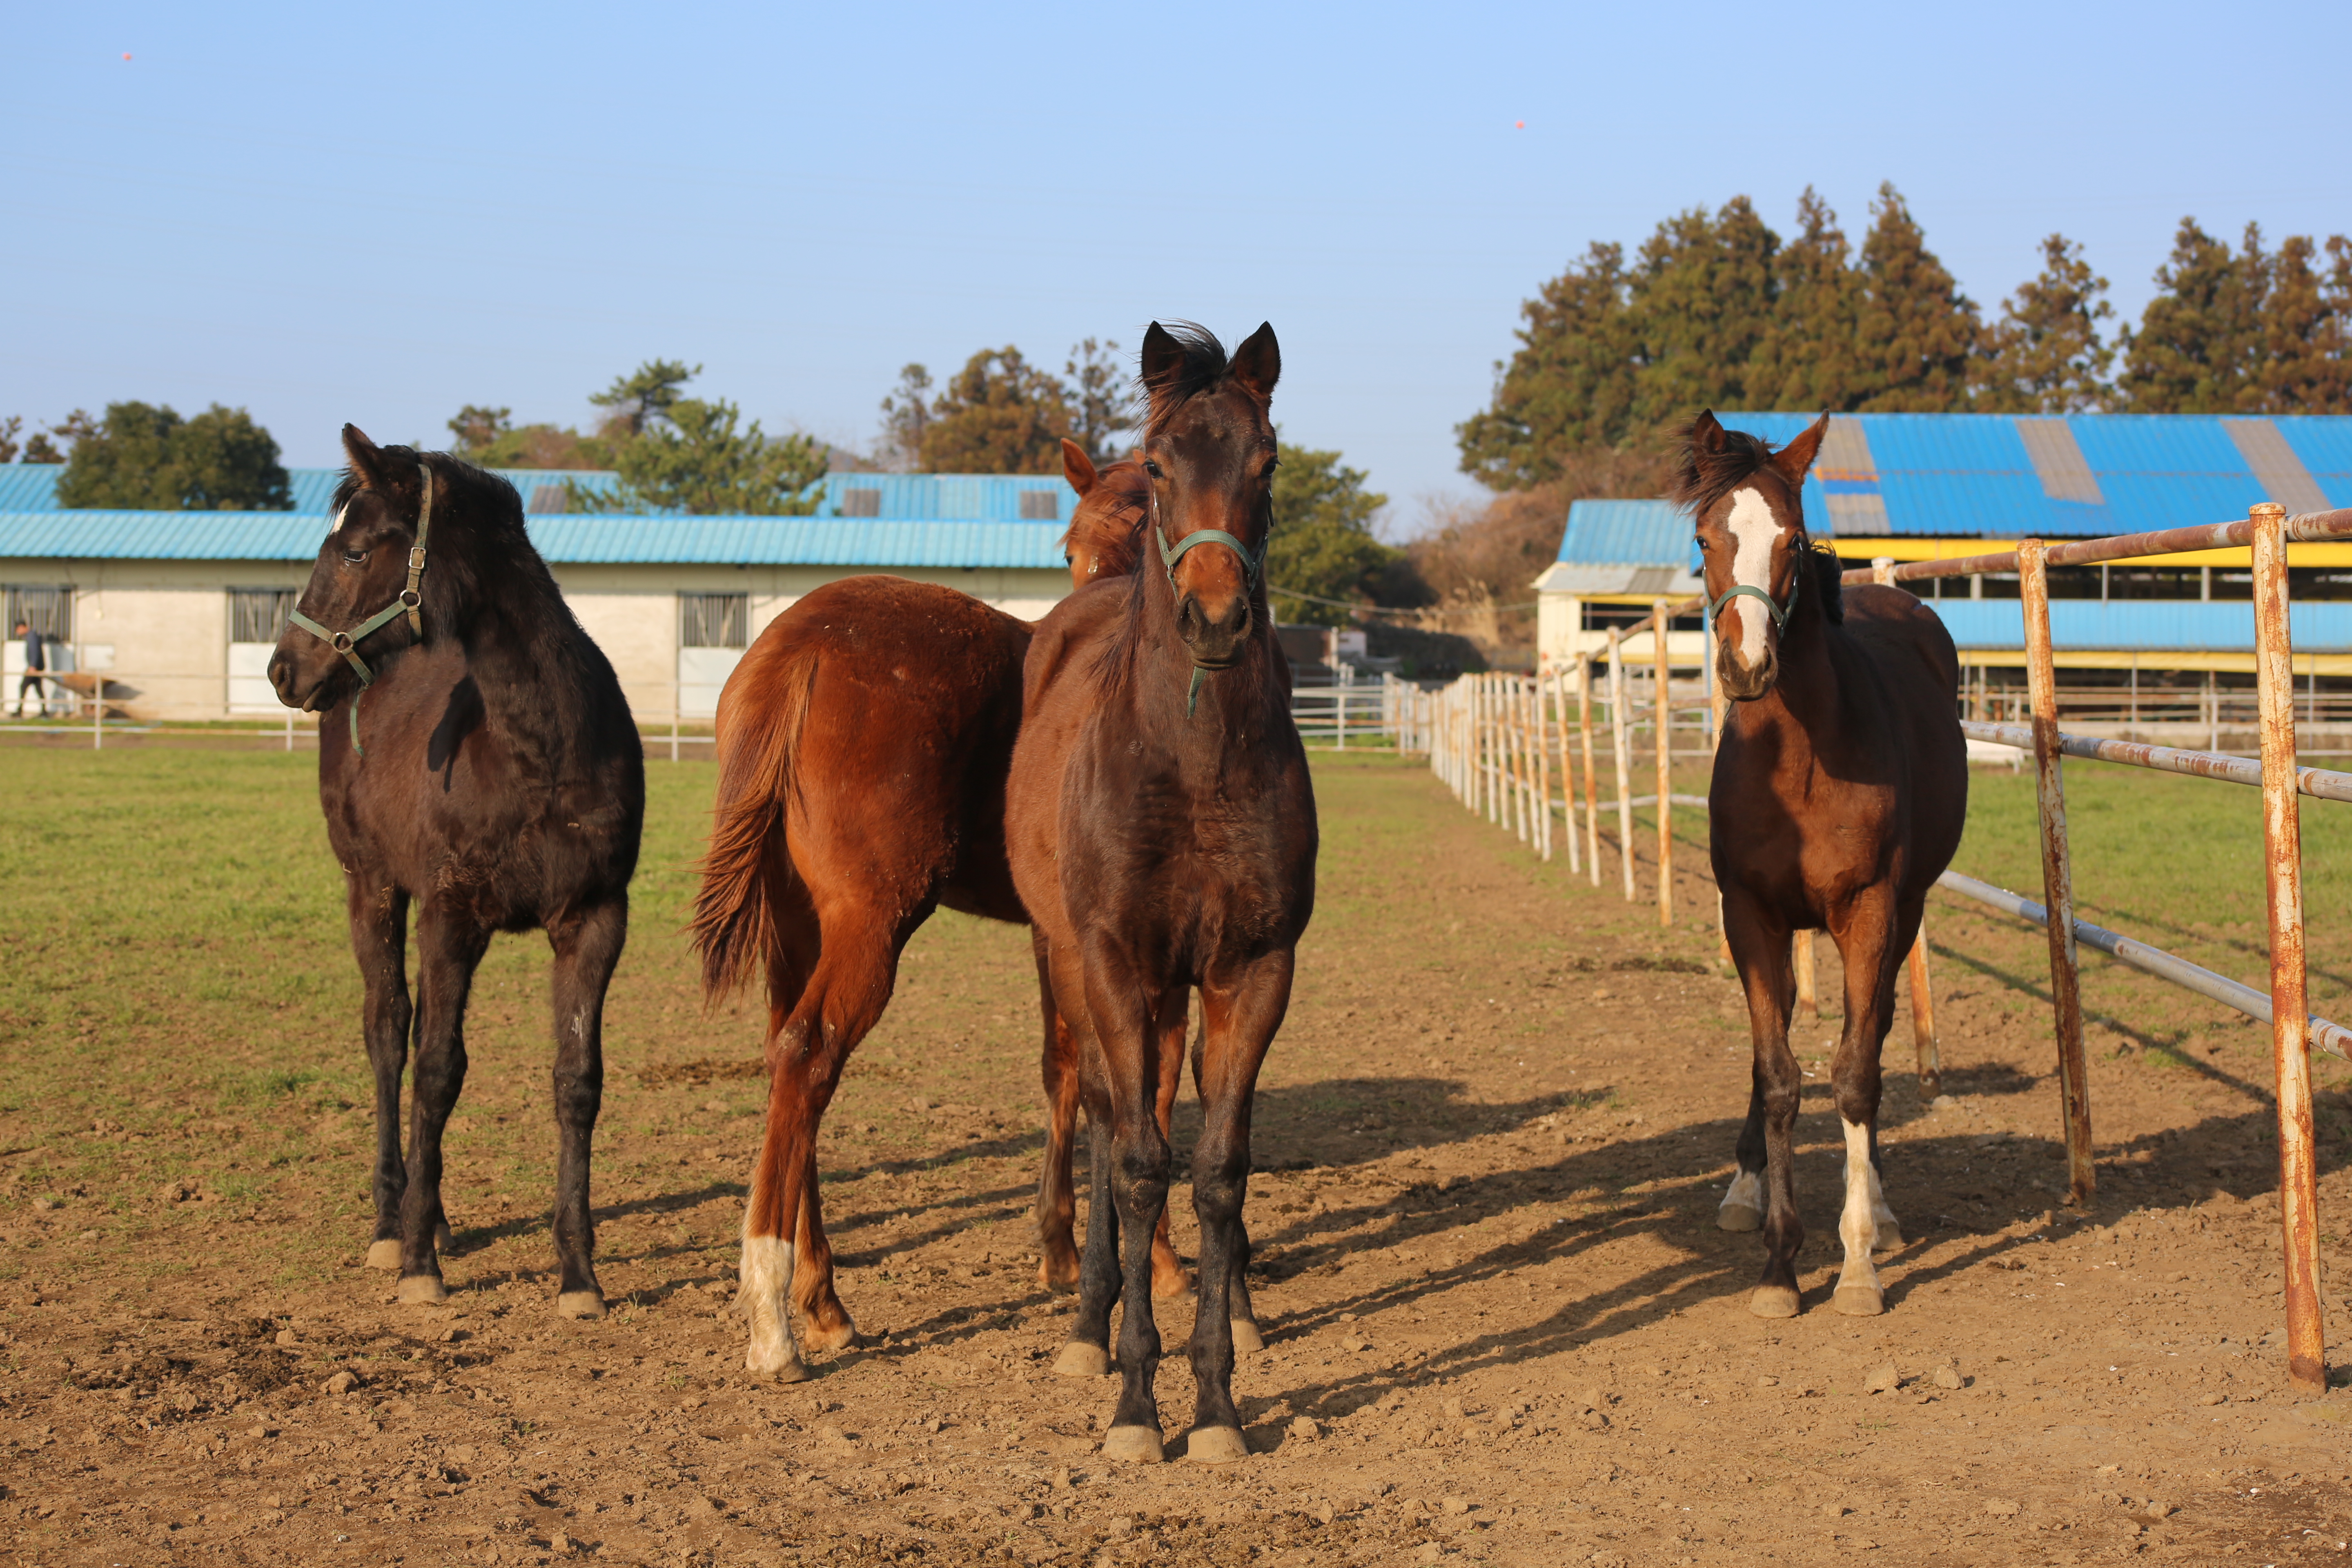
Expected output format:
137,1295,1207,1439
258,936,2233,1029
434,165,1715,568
680,592,748,649
3,585,72,642
1018,490,1060,520
229,588,298,643
838,487,882,517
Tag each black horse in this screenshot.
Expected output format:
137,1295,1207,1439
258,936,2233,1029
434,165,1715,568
270,426,645,1318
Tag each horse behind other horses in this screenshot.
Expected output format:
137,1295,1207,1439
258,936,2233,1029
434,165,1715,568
1684,411,1966,1320
269,427,645,1318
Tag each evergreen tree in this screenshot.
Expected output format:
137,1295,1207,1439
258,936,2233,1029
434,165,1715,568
1628,196,1780,425
55,401,290,510
1973,234,2116,412
577,396,826,515
1747,188,1867,413
917,347,1076,474
1265,438,1397,626
1062,339,1135,465
1852,183,1980,411
446,403,617,469
2257,234,2352,415
0,416,19,464
1454,241,1637,490
2114,219,2270,412
875,363,935,472
590,359,700,437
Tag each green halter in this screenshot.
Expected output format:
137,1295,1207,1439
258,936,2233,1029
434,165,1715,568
1708,542,1803,633
1153,494,1268,719
284,466,435,756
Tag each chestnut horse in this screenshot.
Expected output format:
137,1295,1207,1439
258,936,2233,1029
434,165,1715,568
269,428,645,1318
1686,412,1966,1319
1010,321,1315,1464
693,444,1186,1383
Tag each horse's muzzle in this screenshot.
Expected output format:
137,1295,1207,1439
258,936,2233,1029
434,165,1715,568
1717,645,1778,703
1178,591,1252,670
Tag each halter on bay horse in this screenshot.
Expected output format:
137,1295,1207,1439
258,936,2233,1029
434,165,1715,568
1685,412,1966,1318
693,444,1188,1384
1009,321,1316,1463
269,427,645,1316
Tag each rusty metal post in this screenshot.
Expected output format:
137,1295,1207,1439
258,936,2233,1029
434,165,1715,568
1908,919,1942,1098
1793,929,1817,1024
2252,501,2326,1394
1608,630,1635,900
2021,537,2095,1207
1578,658,1602,886
1653,599,1673,927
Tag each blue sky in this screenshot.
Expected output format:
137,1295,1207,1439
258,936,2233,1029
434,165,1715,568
5,2,2347,533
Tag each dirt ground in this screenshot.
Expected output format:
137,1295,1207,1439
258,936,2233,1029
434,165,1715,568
7,751,2352,1566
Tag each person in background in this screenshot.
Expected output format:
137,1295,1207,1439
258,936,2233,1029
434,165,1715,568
13,618,44,718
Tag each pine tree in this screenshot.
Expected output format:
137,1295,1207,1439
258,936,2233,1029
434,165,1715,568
1454,242,1637,490
1265,439,1396,627
1747,188,1866,412
1627,196,1781,425
2258,234,2352,414
917,347,1076,474
1852,184,1980,411
2114,219,2270,412
1973,234,2116,412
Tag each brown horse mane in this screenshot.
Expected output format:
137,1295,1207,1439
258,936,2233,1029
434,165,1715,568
1669,416,1843,625
1060,457,1150,577
1140,321,1252,431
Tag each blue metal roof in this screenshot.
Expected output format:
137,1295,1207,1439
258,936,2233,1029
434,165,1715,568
0,463,1074,523
1714,413,2352,537
1556,499,1688,564
1927,598,2352,652
0,508,1067,569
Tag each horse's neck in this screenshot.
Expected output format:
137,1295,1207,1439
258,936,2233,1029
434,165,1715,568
1124,584,1284,773
1742,604,1849,751
460,590,599,775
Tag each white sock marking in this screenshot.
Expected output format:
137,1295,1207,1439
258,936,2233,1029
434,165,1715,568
1724,487,1782,668
1720,1167,1764,1216
1837,1118,1882,1297
740,1229,799,1379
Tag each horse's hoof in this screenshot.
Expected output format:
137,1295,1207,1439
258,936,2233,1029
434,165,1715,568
555,1291,606,1321
1716,1203,1763,1233
1039,1259,1080,1296
1100,1424,1166,1463
1833,1283,1884,1317
1186,1425,1250,1464
1874,1224,1904,1252
747,1348,812,1384
365,1239,403,1271
1749,1285,1801,1319
1229,1318,1265,1356
796,1313,858,1354
1052,1342,1110,1379
396,1274,450,1305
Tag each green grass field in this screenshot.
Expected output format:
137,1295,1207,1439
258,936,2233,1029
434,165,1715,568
3,744,2345,1293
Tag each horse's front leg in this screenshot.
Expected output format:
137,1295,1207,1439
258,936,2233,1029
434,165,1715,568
548,895,627,1319
397,901,489,1303
1723,890,1803,1316
1185,954,1291,1463
1826,891,1909,1316
1081,950,1174,1464
347,876,414,1272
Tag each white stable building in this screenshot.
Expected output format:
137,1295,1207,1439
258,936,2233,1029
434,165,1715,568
0,466,1077,724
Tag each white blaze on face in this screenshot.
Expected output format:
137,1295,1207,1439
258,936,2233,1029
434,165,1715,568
1723,487,1783,665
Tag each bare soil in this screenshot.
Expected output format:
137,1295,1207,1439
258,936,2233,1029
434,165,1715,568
7,753,2352,1566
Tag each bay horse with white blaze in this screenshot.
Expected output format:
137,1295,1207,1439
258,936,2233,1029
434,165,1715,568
693,444,1188,1385
1686,412,1966,1319
269,428,645,1317
1009,321,1315,1464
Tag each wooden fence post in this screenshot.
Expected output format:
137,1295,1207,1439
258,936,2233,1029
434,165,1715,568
1578,658,1601,886
1653,599,1673,928
2021,537,2095,1207
1608,629,1635,900
1557,668,1580,875
2251,499,2326,1394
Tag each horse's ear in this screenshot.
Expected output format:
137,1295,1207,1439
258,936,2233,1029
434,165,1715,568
343,424,388,490
1230,322,1281,401
1140,322,1185,410
1773,413,1830,485
1060,437,1097,498
1687,410,1726,455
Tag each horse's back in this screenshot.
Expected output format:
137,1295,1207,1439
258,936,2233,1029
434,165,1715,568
1842,583,1967,894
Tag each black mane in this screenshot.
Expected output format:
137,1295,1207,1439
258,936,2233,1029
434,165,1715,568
331,448,568,639
1140,321,1233,434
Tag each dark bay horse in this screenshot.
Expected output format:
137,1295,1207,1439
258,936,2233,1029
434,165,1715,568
692,444,1186,1384
269,427,645,1318
1685,412,1966,1319
1008,322,1316,1464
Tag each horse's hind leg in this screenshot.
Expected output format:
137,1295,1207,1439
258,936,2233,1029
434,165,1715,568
348,878,413,1271
1717,1053,1768,1233
1723,891,1803,1317
548,896,628,1320
791,1145,856,1352
1826,893,1908,1317
396,902,490,1305
1149,1004,1193,1305
1053,1085,1121,1380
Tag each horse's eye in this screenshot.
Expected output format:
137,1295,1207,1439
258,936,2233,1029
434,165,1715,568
342,550,369,565
1063,555,1073,567
1143,460,1165,480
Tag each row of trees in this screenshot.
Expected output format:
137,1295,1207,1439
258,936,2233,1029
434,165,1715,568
874,340,1134,472
0,404,293,510
1459,187,2352,490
